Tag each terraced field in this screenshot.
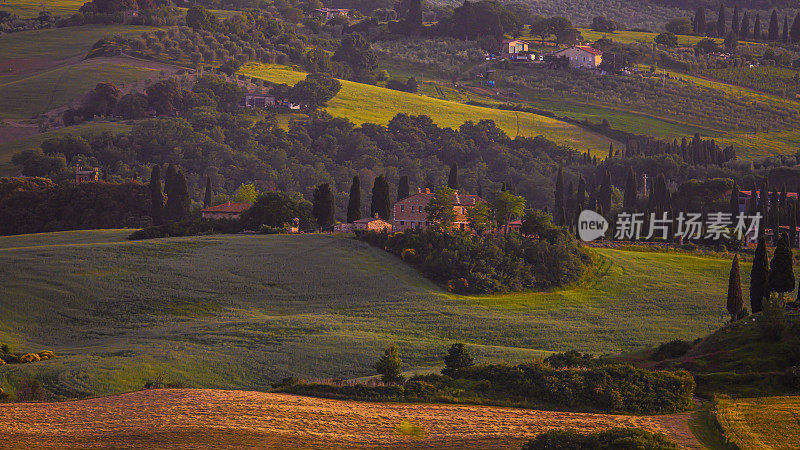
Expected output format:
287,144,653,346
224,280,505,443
240,63,621,153
0,389,701,449
0,231,738,400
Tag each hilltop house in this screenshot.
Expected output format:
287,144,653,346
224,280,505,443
315,7,349,20
551,46,603,69
201,201,252,220
75,167,99,184
392,188,482,232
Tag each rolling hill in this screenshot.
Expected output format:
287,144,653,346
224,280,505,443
0,231,741,400
240,63,621,154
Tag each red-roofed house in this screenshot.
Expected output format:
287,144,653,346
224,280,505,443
552,46,603,69
392,188,483,232
201,201,252,220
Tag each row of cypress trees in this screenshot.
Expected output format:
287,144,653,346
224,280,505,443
727,233,796,320
696,5,800,43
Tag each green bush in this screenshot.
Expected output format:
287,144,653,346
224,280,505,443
522,428,678,450
651,339,693,360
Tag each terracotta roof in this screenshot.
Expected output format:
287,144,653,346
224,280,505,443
740,190,798,198
395,192,484,206
201,202,252,213
353,217,390,224
502,39,529,44
554,46,603,56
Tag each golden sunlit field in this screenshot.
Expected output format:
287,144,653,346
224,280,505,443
0,389,701,449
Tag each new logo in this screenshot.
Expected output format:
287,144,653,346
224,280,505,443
578,210,608,242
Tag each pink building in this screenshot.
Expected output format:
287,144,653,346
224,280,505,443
392,188,482,232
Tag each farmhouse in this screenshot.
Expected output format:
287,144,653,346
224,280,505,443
353,214,392,232
200,201,252,220
551,46,603,69
75,167,99,184
315,8,349,20
239,92,276,108
392,188,482,232
502,39,529,57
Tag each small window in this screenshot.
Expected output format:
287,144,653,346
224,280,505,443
400,205,404,212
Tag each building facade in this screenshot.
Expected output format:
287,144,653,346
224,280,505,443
392,188,482,232
551,46,603,69
75,167,99,184
353,215,393,232
200,202,252,220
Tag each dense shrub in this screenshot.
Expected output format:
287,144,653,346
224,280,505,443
522,428,678,450
358,229,591,293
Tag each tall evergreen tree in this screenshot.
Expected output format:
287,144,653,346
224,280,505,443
608,143,614,160
754,14,762,40
727,255,743,320
312,183,335,230
783,15,789,42
770,233,795,298
623,167,638,210
347,176,361,223
397,175,410,200
750,236,769,313
731,5,740,36
740,11,750,38
576,176,586,211
554,166,564,224
164,171,189,222
163,163,177,197
717,4,726,37
768,9,779,41
370,175,391,220
203,175,212,208
599,170,612,215
694,6,706,35
447,163,459,190
149,165,164,225
791,12,800,42
729,181,740,217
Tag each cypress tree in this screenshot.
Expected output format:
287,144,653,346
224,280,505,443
554,166,564,223
783,15,789,43
729,181,740,217
447,163,459,190
164,163,177,197
477,181,483,198
732,5,740,36
768,10,779,41
717,4,726,37
769,233,795,298
149,165,164,225
347,176,361,223
164,171,189,222
623,167,638,211
791,12,800,42
750,236,769,313
203,176,212,208
608,143,613,160
727,255,743,320
370,175,391,220
694,6,706,35
754,14,762,40
397,175,410,200
312,183,335,230
740,11,750,38
599,170,612,215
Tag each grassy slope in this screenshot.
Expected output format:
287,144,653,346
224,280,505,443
0,121,132,175
0,25,157,62
0,59,158,119
716,396,800,449
240,63,620,153
0,0,83,18
575,28,765,47
0,232,736,399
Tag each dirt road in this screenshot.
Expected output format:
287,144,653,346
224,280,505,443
0,389,701,449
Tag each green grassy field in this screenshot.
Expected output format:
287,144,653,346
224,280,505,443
716,396,800,449
0,59,158,119
0,0,83,18
240,63,620,153
0,25,157,62
0,231,738,399
0,121,132,175
575,28,765,47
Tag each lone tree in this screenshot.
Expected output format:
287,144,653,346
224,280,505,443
447,163,459,190
750,236,769,313
203,176,212,208
347,176,361,223
442,343,474,377
149,165,164,225
370,175,391,220
312,183,335,230
375,344,403,383
769,233,795,299
727,255,743,321
425,186,457,231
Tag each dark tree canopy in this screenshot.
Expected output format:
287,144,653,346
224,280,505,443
750,237,769,313
312,183,335,230
442,343,474,377
240,191,314,232
370,175,391,220
347,176,362,223
727,255,743,320
769,233,795,295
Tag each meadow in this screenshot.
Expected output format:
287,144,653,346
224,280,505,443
715,396,800,449
0,121,132,176
0,231,739,400
239,63,620,154
0,0,83,18
0,25,157,62
700,65,800,98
